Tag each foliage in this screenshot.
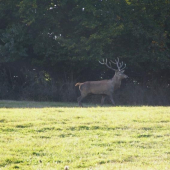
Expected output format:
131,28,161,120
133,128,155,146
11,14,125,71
0,0,170,103
0,25,29,62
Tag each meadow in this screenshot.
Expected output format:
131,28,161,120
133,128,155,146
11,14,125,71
0,100,170,170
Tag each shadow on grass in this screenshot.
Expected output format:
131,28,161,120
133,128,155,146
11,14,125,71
0,100,76,108
1,100,167,108
0,100,118,108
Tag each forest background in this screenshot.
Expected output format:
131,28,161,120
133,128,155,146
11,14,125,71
0,0,170,105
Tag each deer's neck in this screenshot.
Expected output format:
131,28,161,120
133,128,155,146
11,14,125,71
112,75,121,89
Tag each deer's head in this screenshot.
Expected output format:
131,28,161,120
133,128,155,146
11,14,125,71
99,58,128,79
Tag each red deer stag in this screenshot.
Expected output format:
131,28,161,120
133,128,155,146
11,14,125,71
75,58,128,106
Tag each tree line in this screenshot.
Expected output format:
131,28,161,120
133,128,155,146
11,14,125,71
0,0,170,105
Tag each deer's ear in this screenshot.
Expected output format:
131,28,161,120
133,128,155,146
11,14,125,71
121,70,125,73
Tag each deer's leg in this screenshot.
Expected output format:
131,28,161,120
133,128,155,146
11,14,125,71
77,93,87,107
101,95,106,106
77,96,83,107
109,95,115,105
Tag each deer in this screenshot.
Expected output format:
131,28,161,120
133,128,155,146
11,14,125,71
75,58,128,107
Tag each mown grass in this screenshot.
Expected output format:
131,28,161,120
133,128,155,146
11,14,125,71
0,100,170,170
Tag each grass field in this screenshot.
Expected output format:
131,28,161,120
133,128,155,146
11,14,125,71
0,100,170,170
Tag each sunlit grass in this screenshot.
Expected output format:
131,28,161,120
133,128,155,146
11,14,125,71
0,100,170,169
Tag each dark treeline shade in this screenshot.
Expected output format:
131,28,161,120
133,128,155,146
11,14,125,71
0,0,170,105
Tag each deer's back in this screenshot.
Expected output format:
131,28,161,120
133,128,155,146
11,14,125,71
79,80,113,95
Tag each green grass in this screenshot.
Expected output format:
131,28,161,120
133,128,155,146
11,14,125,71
0,100,170,170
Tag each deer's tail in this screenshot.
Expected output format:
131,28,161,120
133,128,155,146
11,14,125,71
75,83,81,86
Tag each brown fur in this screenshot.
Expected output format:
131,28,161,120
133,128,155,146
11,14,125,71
75,70,128,106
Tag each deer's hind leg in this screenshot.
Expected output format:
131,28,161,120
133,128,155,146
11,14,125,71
77,93,87,107
77,96,83,107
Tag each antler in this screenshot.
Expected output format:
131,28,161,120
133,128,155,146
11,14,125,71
110,58,126,71
99,58,117,71
99,58,126,71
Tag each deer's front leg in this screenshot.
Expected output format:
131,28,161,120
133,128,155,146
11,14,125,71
109,95,115,105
